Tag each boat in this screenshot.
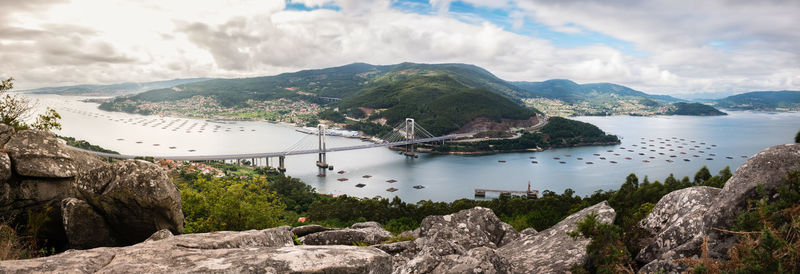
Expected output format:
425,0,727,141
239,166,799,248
337,178,348,181
610,161,618,164
413,185,425,189
386,187,398,192
684,159,691,162
585,162,593,164
531,161,538,164
355,183,366,188
559,161,566,164
362,175,372,178
498,160,506,163
726,156,733,159
337,170,346,174
386,179,397,183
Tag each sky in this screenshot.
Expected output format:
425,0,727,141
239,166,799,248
1,0,798,95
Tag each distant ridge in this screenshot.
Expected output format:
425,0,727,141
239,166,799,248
714,90,800,111
512,79,683,103
21,78,213,96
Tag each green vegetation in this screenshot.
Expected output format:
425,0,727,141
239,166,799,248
344,121,394,137
666,102,727,116
57,136,119,154
175,165,731,239
796,130,799,143
715,90,800,111
1,78,61,131
340,75,536,135
431,117,619,153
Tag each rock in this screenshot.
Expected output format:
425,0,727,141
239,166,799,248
2,179,75,210
520,227,537,236
703,143,800,257
3,130,77,178
292,224,332,237
0,123,14,146
498,222,520,247
398,246,509,274
301,225,392,246
61,198,116,249
400,228,420,239
636,144,800,269
351,221,383,229
636,186,721,263
374,240,416,255
0,152,11,181
74,160,184,245
0,228,392,274
417,207,515,252
498,201,616,273
145,229,174,242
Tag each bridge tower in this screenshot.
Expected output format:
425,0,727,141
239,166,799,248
404,118,418,158
315,124,332,173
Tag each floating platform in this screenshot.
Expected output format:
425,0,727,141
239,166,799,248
474,188,538,199
386,187,398,192
413,185,425,189
355,183,366,188
386,179,397,183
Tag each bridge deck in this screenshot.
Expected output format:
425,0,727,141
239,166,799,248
74,133,469,161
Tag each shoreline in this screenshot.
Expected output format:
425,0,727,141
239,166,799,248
387,140,621,155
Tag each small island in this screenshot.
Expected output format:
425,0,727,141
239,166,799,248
414,117,620,154
664,102,727,116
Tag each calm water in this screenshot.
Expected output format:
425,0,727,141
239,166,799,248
27,94,800,202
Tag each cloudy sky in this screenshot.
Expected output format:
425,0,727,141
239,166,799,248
1,0,798,95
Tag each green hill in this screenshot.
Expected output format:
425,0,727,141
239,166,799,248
22,78,212,96
99,62,527,111
339,75,536,135
714,91,800,110
665,102,727,116
513,79,682,104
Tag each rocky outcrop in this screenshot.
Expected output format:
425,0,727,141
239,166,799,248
0,123,14,146
74,160,184,245
301,221,392,246
636,186,721,263
0,129,184,251
0,228,393,273
637,144,800,272
292,224,333,237
4,130,79,178
499,201,617,273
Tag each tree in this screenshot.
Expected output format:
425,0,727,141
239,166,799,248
795,130,799,143
694,166,711,185
0,78,61,131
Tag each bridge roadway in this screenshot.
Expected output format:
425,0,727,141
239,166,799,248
72,133,471,161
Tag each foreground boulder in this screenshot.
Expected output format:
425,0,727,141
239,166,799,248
498,201,616,273
301,221,392,245
0,128,184,251
637,144,800,272
0,228,393,273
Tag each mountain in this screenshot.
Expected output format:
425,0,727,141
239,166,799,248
512,79,683,103
665,102,727,116
21,78,212,96
104,62,527,109
509,79,724,116
338,74,536,135
714,91,800,111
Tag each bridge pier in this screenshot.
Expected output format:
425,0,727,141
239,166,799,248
278,156,286,173
404,118,419,158
316,124,331,174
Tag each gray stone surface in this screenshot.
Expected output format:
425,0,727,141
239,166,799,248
61,197,116,249
74,160,185,245
4,130,77,178
0,228,392,274
0,152,11,181
636,144,800,271
398,246,510,274
292,224,332,237
498,201,617,274
301,226,392,246
0,123,14,146
636,186,721,263
145,229,174,242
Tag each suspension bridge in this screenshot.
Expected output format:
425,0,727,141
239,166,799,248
75,118,468,174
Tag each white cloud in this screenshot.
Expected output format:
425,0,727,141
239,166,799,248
0,0,797,95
